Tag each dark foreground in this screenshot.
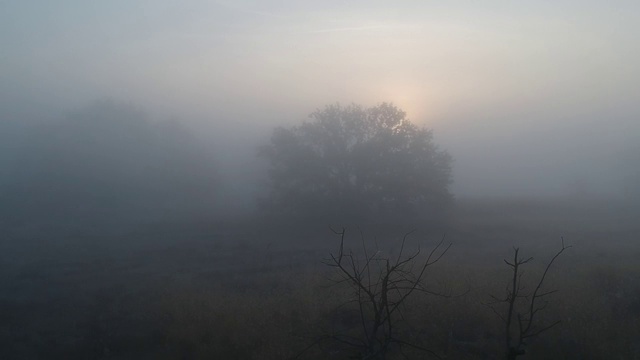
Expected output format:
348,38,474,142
1,198,639,359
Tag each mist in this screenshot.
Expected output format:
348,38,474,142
3,2,639,201
1,1,639,359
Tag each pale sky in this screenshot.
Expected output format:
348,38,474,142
2,1,639,197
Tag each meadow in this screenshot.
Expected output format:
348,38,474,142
1,197,638,359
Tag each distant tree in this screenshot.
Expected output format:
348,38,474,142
260,103,453,220
2,100,220,224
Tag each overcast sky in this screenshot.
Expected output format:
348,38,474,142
2,1,639,197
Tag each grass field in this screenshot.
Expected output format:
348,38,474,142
1,197,639,359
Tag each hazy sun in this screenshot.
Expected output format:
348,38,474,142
376,83,433,125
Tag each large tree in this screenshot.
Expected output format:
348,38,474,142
261,103,453,220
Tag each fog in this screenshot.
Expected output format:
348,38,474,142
3,1,639,202
1,1,640,359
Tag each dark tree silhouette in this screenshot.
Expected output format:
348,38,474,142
291,228,450,360
260,103,453,221
487,240,571,360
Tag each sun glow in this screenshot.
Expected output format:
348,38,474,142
374,83,435,126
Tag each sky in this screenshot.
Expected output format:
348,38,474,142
1,1,639,197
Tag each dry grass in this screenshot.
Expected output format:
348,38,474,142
2,198,639,359
151,247,640,359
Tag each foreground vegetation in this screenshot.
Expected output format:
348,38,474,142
1,198,639,359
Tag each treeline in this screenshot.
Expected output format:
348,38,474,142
0,101,220,228
0,101,457,229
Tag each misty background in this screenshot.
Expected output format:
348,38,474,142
2,2,640,359
2,1,639,209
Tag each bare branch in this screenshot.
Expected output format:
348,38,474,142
321,228,447,359
490,239,571,360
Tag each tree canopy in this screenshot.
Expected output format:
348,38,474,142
261,103,453,220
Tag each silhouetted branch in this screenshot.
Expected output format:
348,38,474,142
322,228,450,359
488,239,571,360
